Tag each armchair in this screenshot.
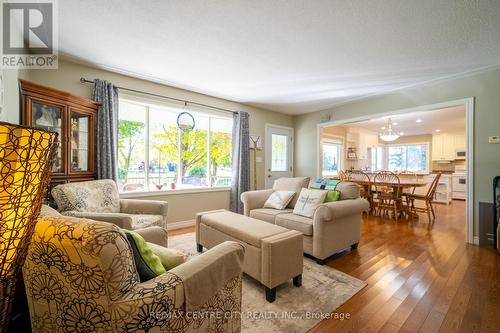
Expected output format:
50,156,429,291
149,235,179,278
23,215,244,333
51,179,168,230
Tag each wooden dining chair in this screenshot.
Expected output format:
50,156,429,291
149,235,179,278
347,170,373,211
398,170,418,216
407,173,442,223
373,171,405,221
339,170,349,181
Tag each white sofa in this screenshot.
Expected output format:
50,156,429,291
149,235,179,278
241,177,370,264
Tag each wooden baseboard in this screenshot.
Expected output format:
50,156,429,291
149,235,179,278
167,219,195,231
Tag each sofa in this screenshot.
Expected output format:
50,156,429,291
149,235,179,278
241,177,370,264
51,179,169,230
23,212,244,333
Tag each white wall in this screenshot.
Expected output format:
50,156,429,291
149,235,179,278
0,69,20,123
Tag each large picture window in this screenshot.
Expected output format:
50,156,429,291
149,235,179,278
370,143,429,173
117,98,232,192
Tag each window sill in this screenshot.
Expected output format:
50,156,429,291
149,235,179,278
119,186,231,198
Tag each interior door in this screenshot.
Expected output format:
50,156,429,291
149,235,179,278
265,125,293,188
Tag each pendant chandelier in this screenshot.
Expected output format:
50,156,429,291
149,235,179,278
379,118,400,142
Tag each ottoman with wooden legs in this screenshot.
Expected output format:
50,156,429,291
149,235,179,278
196,209,303,302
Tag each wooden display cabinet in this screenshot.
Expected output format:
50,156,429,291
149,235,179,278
20,79,100,201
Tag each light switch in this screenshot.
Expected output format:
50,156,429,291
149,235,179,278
488,136,500,144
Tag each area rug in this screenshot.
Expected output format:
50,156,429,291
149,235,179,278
169,233,367,333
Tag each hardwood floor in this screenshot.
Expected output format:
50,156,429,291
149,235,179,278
171,200,500,333
309,200,500,333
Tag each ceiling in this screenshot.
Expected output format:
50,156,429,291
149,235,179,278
59,1,500,115
337,106,466,136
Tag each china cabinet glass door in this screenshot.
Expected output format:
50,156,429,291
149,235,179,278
31,101,64,173
70,111,91,172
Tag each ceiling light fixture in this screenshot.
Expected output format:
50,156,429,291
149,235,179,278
400,132,404,135
416,119,422,123
435,129,441,132
379,118,400,142
392,122,398,126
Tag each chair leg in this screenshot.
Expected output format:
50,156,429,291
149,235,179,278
430,201,436,220
425,202,432,223
196,244,203,253
351,242,359,250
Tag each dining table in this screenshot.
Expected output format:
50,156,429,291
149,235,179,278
347,178,428,215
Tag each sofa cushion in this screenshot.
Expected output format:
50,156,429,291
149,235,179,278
52,179,120,213
273,177,311,208
249,208,293,223
275,213,313,236
336,181,361,200
200,211,289,247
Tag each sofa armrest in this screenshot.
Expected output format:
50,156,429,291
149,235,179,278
61,211,133,229
169,241,244,312
240,189,274,216
120,199,168,217
134,226,168,247
314,198,370,221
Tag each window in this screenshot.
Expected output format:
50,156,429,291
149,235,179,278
117,98,232,192
271,134,288,171
371,143,429,173
321,141,342,176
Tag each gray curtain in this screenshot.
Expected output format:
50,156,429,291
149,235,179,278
91,79,118,180
230,112,250,213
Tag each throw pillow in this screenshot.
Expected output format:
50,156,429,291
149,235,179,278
148,242,187,270
263,190,296,210
123,230,166,282
293,188,328,218
325,190,341,202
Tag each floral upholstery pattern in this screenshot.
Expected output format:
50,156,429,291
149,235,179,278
52,179,120,213
23,215,242,333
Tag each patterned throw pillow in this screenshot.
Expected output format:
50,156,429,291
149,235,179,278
293,188,328,218
263,191,296,210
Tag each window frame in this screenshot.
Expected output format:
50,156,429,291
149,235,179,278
117,95,233,194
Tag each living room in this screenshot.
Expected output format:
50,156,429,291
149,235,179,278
1,1,500,333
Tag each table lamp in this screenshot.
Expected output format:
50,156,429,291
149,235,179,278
0,121,57,332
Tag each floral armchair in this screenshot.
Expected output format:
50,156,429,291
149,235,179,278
23,215,244,333
51,179,169,230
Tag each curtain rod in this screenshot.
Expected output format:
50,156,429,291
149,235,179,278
80,77,237,115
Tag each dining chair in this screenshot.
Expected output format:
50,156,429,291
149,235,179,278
407,173,442,223
339,170,350,181
347,170,373,211
373,171,405,221
398,170,418,215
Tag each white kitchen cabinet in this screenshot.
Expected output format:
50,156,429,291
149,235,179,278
432,133,455,161
454,132,466,150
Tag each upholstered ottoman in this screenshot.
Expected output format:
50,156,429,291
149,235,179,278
196,209,303,302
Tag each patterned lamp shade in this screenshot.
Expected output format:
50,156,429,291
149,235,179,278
0,122,57,331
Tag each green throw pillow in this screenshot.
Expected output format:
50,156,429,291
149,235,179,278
123,230,166,281
325,190,341,202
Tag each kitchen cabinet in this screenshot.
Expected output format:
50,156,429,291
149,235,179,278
346,131,378,160
432,133,455,161
454,132,466,150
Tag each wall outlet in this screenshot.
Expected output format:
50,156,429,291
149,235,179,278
488,136,500,144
